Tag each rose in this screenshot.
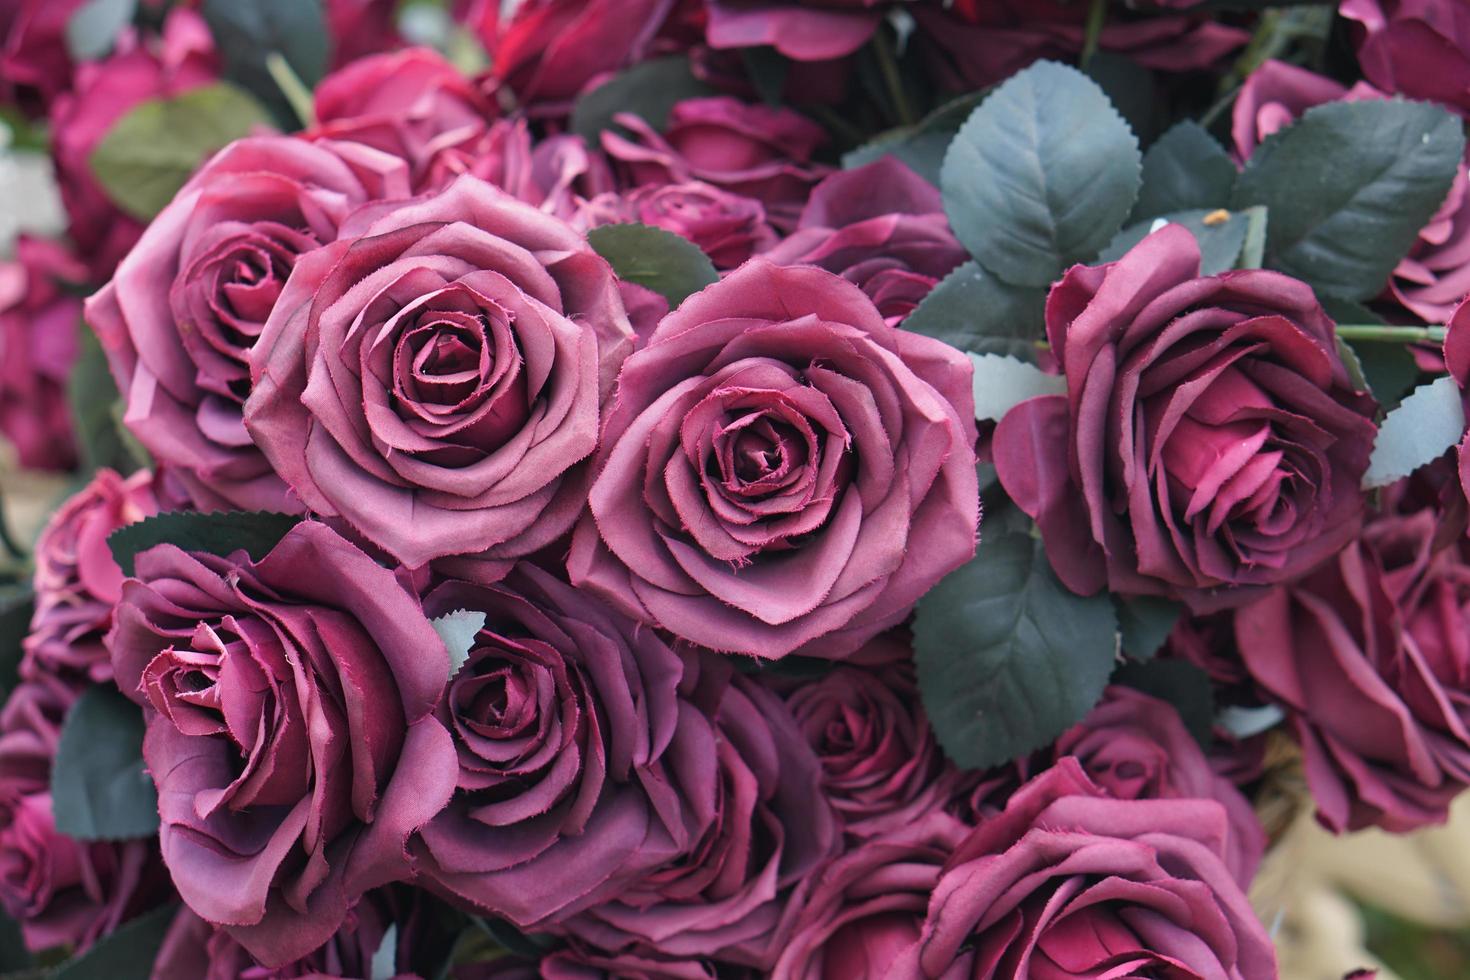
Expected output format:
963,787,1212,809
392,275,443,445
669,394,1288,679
22,468,161,684
0,235,87,471
889,758,1278,978
770,812,966,979
48,9,218,281
431,118,615,221
1342,0,1470,120
567,259,979,659
0,0,86,115
762,157,967,325
1446,299,1470,509
1235,504,1470,832
409,563,714,928
704,0,888,62
245,175,636,567
1230,60,1381,160
326,0,403,70
576,182,776,270
84,135,410,512
993,224,1378,611
601,97,830,230
558,657,838,968
311,47,495,190
106,521,458,965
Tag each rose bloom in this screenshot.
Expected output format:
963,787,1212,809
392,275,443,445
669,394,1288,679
246,175,635,567
577,181,776,271
1236,503,1470,832
48,8,218,281
568,260,979,659
1446,298,1470,508
1342,0,1470,120
410,563,714,928
431,117,615,221
85,135,410,512
764,157,967,325
890,758,1278,978
993,224,1378,611
0,235,86,471
326,0,403,69
602,97,830,230
106,521,458,965
704,0,889,61
0,0,85,115
22,467,160,683
557,656,838,968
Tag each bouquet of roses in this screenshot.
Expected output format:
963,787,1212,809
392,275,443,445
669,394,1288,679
0,0,1468,976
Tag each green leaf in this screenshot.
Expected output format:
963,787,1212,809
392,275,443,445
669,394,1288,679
1354,342,1420,413
0,585,33,703
66,0,137,61
570,56,716,143
741,46,789,107
586,223,719,308
52,903,176,980
51,686,158,840
370,923,398,980
903,261,1047,361
1237,205,1268,269
914,533,1119,770
968,353,1066,423
1099,208,1250,276
0,907,31,973
88,83,274,221
432,609,485,680
1114,595,1183,662
69,326,144,475
1131,121,1236,221
1113,659,1214,748
941,60,1141,287
1231,99,1465,300
842,90,985,186
107,510,302,578
1364,375,1466,488
201,0,327,128
1085,52,1158,148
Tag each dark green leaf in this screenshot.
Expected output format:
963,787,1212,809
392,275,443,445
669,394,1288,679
842,90,985,185
967,353,1066,423
570,56,716,143
51,686,157,840
903,261,1047,361
69,326,144,475
1131,121,1236,221
1231,99,1465,300
66,0,137,61
0,907,31,972
1354,342,1420,413
914,533,1119,770
1085,52,1158,148
107,510,302,578
474,917,560,958
1099,208,1250,276
0,585,33,703
729,654,835,680
941,60,1141,287
88,83,275,221
1113,659,1214,748
201,0,327,128
586,223,718,308
52,903,176,980
740,46,789,107
1114,595,1183,662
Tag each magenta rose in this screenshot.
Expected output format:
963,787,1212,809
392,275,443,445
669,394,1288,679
326,0,403,70
409,563,713,928
311,47,495,191
601,97,830,230
48,9,218,281
568,260,979,659
577,181,776,270
770,812,966,979
0,235,87,471
1342,0,1470,120
763,157,967,325
84,135,410,512
1235,504,1470,832
245,175,635,567
557,656,838,968
0,0,85,115
430,118,615,221
1230,60,1381,160
1445,298,1470,508
704,0,888,61
993,224,1378,611
536,947,734,979
890,758,1278,978
106,521,458,965
22,468,161,684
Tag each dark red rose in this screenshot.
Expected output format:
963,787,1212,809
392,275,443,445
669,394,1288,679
1342,0,1470,120
577,181,776,270
704,0,888,62
993,224,1378,611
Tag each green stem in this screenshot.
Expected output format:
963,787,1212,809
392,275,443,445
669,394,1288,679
0,493,25,563
265,51,316,130
871,27,915,127
1336,324,1446,344
1080,0,1107,69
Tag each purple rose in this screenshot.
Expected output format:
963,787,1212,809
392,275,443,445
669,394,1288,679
704,0,888,62
577,181,776,271
763,157,967,325
106,521,458,965
431,118,615,222
245,175,635,567
568,259,979,659
993,224,1378,611
1342,0,1470,120
0,0,86,116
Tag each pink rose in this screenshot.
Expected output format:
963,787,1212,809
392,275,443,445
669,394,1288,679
0,0,85,115
763,157,967,325
326,0,403,70
577,181,776,270
1446,298,1470,507
602,97,830,230
84,136,410,512
1342,0,1470,120
245,175,635,567
430,117,615,221
704,0,888,62
48,8,218,281
106,521,458,965
568,260,979,659
0,235,87,471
